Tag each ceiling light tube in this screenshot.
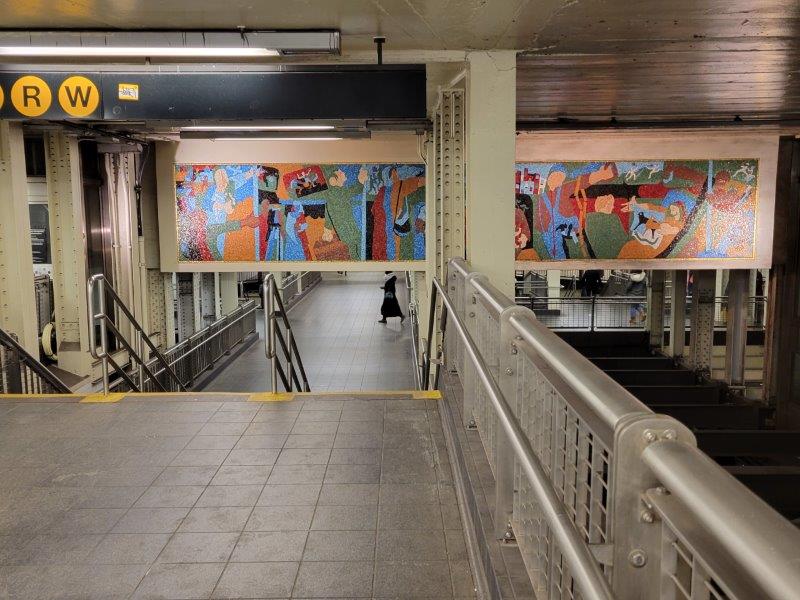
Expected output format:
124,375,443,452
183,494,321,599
180,130,370,140
214,137,344,141
180,124,335,131
0,46,279,58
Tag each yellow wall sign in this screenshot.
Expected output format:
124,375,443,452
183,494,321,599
118,83,139,101
10,75,52,117
0,85,4,109
58,75,100,117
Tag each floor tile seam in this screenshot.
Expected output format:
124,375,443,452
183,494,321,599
132,423,254,599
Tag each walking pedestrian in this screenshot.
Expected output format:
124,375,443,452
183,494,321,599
626,270,647,325
379,271,405,324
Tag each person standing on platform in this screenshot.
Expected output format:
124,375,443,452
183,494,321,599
379,271,405,324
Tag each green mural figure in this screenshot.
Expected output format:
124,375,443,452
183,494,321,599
321,167,362,260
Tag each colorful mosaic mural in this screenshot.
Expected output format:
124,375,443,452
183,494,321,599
514,159,759,261
175,163,426,262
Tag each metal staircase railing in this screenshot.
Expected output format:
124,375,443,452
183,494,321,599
87,273,187,394
421,257,800,600
0,327,70,394
263,273,310,393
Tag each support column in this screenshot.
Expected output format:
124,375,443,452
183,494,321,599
0,122,38,354
466,51,516,297
46,132,91,375
192,273,203,332
725,269,749,386
647,271,666,349
666,270,687,358
164,273,176,348
546,269,560,309
689,270,716,374
219,272,239,315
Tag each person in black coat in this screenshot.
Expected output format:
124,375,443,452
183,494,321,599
379,271,405,324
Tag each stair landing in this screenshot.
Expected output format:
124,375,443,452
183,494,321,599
0,391,474,599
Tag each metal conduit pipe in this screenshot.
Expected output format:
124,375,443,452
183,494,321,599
642,440,800,600
432,277,615,600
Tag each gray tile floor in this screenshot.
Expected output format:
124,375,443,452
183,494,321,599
0,393,475,599
205,273,415,393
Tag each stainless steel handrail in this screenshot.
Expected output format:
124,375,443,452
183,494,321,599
434,258,800,599
0,327,71,393
642,440,800,599
405,272,423,390
262,273,310,394
111,300,257,391
87,273,186,394
429,276,615,600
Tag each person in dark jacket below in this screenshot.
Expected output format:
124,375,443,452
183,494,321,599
379,271,405,324
579,269,604,297
626,270,647,325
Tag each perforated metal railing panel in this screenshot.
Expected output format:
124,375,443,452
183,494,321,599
474,299,501,474
512,348,612,599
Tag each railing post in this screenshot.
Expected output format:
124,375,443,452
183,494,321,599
135,329,144,390
287,329,294,392
609,413,696,598
495,305,528,541
97,278,110,395
462,273,483,428
266,275,278,394
590,295,596,332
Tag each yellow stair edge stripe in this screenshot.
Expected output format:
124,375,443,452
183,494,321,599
249,390,441,402
249,392,295,402
0,393,83,399
124,391,252,397
80,392,126,403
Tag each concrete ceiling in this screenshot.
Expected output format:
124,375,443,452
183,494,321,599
2,0,800,123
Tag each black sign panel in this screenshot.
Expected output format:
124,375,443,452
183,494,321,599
0,67,426,121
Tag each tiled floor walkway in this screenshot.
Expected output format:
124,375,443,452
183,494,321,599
0,393,475,599
205,273,415,393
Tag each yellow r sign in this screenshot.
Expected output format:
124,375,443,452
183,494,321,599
10,75,52,117
58,75,100,117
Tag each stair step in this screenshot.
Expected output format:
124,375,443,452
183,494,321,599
626,384,721,405
607,369,697,386
591,356,676,370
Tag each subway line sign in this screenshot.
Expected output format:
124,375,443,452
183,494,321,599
0,67,426,121
0,73,103,119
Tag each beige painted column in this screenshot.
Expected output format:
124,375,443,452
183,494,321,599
219,272,239,315
46,132,92,376
466,51,516,297
0,122,38,354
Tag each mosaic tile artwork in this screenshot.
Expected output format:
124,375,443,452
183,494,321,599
514,159,759,261
175,163,426,262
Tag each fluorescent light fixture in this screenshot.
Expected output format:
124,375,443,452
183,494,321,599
215,137,344,141
0,30,340,60
180,130,370,140
0,46,279,58
180,124,335,131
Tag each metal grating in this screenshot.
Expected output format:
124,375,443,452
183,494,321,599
511,345,612,598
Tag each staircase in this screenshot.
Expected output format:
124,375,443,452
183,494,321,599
559,330,800,521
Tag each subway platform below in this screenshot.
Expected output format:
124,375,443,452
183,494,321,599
205,273,415,394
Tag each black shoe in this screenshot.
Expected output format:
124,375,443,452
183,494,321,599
378,319,387,324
